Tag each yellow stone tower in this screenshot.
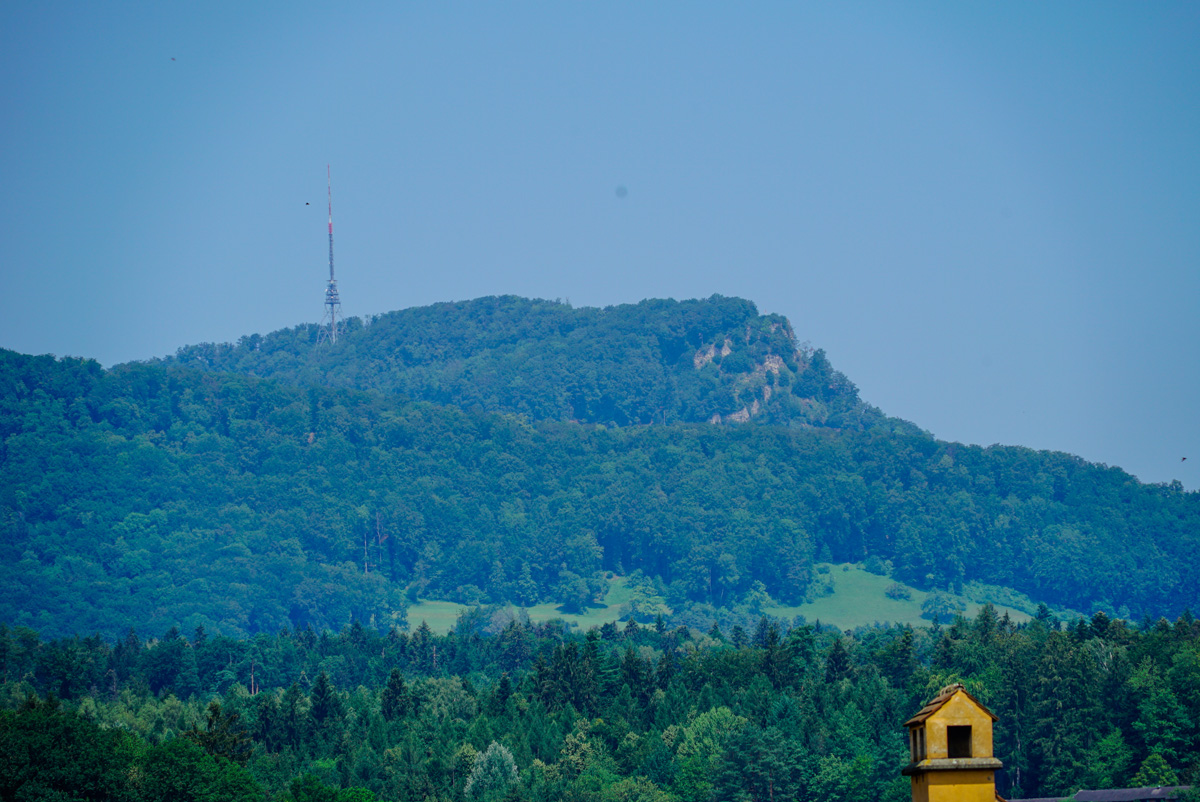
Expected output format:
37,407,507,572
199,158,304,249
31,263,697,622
902,683,1004,802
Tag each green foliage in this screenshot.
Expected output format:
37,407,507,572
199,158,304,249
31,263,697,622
1082,729,1135,790
672,704,747,799
921,592,964,624
285,773,377,802
465,741,519,799
170,295,884,430
380,668,410,722
0,696,263,801
0,696,140,801
3,334,1197,641
4,604,1200,800
4,275,1199,802
183,699,253,765
140,736,262,801
600,775,677,802
1129,657,1192,764
809,754,873,802
1130,752,1179,787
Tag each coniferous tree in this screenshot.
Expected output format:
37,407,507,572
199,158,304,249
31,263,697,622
380,668,410,722
825,638,852,683
488,673,513,717
620,646,650,706
254,691,281,753
184,700,253,766
310,671,344,743
752,615,772,648
1031,632,1102,794
279,682,308,751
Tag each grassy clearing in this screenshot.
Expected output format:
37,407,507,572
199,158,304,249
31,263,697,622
524,576,638,629
407,577,636,635
764,563,1032,630
407,568,1037,635
403,600,472,634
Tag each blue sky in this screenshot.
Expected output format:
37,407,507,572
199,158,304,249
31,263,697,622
2,2,1197,489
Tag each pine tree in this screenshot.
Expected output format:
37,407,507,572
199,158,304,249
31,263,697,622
1031,632,1102,795
310,671,344,733
489,672,513,716
184,700,253,766
621,646,651,708
761,621,786,688
515,563,539,607
655,650,677,691
279,682,307,751
381,668,410,722
1130,658,1191,765
752,615,771,648
824,638,851,683
254,691,281,753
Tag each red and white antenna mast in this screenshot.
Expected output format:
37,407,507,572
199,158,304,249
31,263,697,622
318,164,342,344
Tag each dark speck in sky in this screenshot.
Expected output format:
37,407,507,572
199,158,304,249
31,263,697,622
615,185,628,198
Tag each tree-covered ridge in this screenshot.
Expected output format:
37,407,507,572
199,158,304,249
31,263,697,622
2,608,1198,800
3,348,1197,641
170,295,911,432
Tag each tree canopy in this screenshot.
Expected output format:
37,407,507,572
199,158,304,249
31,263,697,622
2,296,1198,639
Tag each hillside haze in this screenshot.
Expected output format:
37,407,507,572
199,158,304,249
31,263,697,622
2,295,1197,639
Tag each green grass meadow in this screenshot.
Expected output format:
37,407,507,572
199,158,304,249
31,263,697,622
765,563,1032,630
407,577,637,634
406,566,1035,635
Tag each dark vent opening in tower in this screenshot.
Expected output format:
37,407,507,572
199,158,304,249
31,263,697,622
947,725,972,758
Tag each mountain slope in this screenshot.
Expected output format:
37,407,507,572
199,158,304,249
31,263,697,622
3,339,1197,640
170,295,920,433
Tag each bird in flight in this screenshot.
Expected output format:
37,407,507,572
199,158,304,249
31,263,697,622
171,57,176,61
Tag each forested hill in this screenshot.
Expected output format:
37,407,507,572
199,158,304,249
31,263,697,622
2,346,1197,641
170,295,919,433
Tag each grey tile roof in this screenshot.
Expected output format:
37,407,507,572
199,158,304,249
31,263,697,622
1074,788,1191,802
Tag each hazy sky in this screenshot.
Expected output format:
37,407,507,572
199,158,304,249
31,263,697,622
3,3,1197,489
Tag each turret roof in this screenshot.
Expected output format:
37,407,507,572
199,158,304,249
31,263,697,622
904,682,998,727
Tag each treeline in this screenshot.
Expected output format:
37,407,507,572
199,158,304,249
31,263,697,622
3,346,1199,639
3,608,1198,800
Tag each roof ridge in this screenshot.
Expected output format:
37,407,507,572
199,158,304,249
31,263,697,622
904,683,998,727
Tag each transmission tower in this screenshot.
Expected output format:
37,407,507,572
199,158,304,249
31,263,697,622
318,164,342,345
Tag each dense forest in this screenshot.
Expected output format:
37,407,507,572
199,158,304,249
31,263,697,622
5,294,1200,799
2,296,1199,639
3,608,1199,800
169,296,904,431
